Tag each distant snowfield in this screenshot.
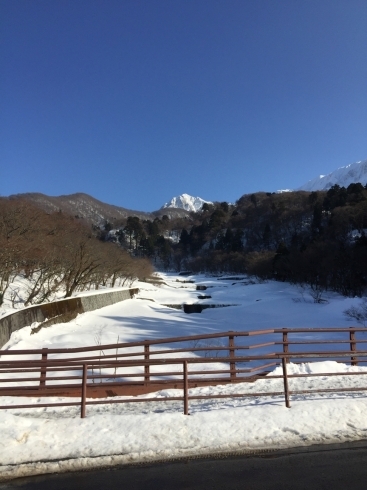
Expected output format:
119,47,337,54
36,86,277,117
297,158,367,191
1,274,367,481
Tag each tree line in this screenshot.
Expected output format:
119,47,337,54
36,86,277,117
3,181,366,306
0,199,153,306
113,184,367,298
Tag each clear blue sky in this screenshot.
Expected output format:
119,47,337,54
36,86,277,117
1,0,366,211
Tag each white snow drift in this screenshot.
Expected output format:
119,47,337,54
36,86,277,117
1,273,367,481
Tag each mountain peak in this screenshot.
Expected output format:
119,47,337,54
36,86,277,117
298,159,367,191
162,194,212,212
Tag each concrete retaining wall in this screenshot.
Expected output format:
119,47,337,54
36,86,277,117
0,288,139,349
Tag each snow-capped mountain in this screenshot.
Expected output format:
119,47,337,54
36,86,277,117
298,159,367,191
162,193,212,212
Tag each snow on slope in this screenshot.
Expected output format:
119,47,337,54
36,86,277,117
2,274,367,481
162,193,212,212
298,159,367,191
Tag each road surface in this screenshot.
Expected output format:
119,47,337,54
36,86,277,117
2,441,367,490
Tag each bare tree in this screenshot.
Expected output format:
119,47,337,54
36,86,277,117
344,298,367,326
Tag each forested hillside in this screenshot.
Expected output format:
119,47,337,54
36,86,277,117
111,184,367,298
0,199,153,306
2,183,367,306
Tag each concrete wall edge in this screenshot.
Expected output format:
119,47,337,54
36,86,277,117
0,288,139,349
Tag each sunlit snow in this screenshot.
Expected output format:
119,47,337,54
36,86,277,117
1,273,367,481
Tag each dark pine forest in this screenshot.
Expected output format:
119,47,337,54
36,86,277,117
109,183,367,298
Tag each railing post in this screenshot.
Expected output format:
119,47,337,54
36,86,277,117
81,363,88,419
282,329,289,364
39,348,48,387
282,357,291,408
229,331,236,381
349,328,358,366
144,342,150,385
183,360,189,415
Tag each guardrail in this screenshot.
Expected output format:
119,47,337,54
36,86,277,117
1,327,367,417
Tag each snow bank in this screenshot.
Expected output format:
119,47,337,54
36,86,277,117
2,361,367,481
1,274,367,481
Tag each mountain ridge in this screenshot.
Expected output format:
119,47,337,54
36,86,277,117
5,157,367,224
7,192,189,226
297,159,367,191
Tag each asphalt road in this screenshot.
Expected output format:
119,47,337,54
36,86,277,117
2,441,367,490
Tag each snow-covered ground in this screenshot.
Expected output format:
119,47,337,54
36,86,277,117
1,273,367,481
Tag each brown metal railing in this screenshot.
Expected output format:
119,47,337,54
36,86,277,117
1,327,367,417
